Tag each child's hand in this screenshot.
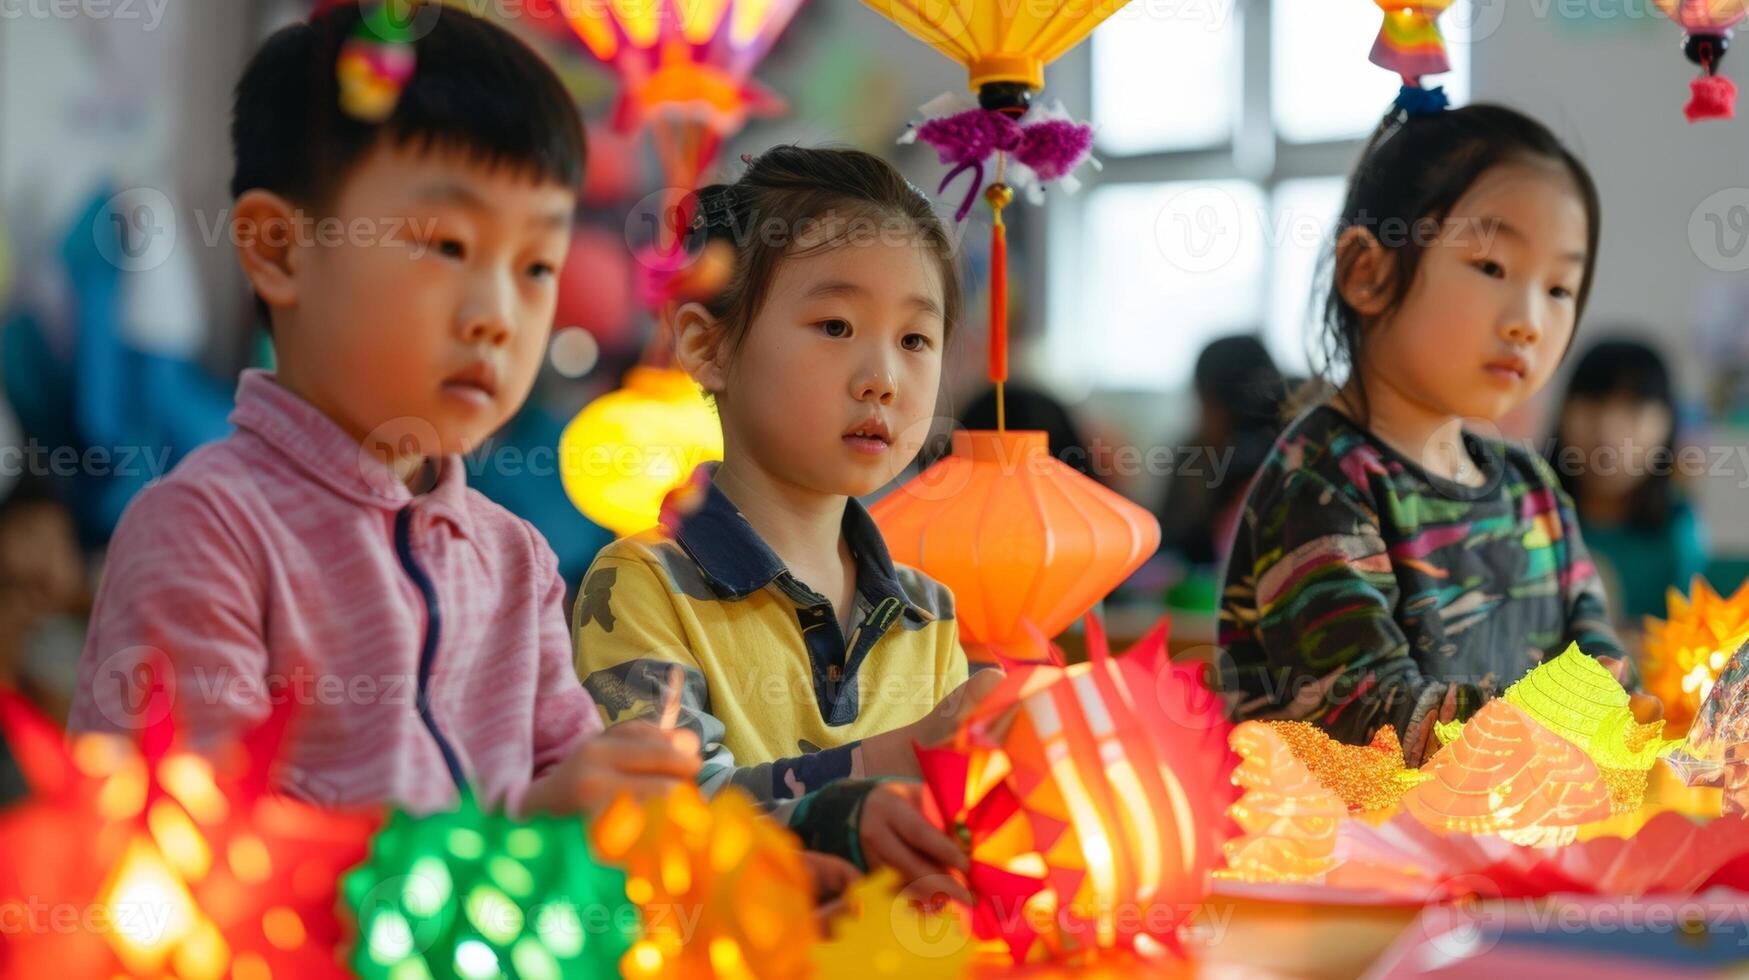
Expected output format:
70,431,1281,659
858,781,971,907
525,721,700,816
856,669,1007,777
802,851,861,933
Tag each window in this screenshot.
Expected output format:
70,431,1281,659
1053,0,1473,389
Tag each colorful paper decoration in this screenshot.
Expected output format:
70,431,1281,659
1258,722,1426,814
0,684,377,979
589,782,817,980
338,1,417,123
1500,644,1681,813
1332,809,1749,902
811,869,974,979
870,430,1157,657
1404,700,1612,848
1644,576,1749,737
1653,0,1749,121
859,0,1131,92
1368,0,1454,87
342,793,635,980
1216,723,1345,884
553,0,803,190
557,366,724,537
917,615,1235,964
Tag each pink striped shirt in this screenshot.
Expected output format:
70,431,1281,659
68,369,601,813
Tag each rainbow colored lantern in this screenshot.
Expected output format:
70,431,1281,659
0,686,377,979
1653,0,1749,120
337,0,417,123
558,366,723,538
870,430,1158,657
589,783,816,980
1499,644,1681,812
1369,0,1455,87
341,794,636,980
916,616,1235,964
1645,576,1749,736
555,0,803,190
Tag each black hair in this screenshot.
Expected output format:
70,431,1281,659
1315,103,1602,424
1194,335,1286,433
231,2,586,319
688,145,961,358
1548,337,1679,530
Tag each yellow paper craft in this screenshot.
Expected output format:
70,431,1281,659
812,869,974,979
1263,722,1428,813
1502,643,1682,811
1404,700,1612,847
1644,576,1749,737
1216,723,1345,883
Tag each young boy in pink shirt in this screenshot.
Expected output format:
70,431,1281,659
67,3,697,815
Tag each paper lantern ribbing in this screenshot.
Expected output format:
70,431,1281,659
1644,576,1749,737
1653,0,1749,121
1500,644,1681,812
589,782,817,980
1216,723,1345,884
1404,700,1612,848
917,615,1235,964
553,0,803,190
558,367,723,537
861,0,1129,92
870,430,1157,657
0,685,377,979
342,794,636,980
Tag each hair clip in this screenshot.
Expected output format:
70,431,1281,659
1394,84,1450,118
338,1,417,123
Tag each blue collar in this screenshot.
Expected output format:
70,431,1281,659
674,478,909,608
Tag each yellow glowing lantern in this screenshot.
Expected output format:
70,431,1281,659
1645,576,1749,737
859,0,1132,92
558,366,723,537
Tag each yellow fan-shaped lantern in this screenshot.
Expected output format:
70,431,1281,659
859,0,1132,92
559,367,723,538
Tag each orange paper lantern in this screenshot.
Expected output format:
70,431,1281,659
1404,700,1612,847
870,430,1159,656
1644,575,1749,737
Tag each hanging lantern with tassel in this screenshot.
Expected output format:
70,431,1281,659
860,0,1156,660
1654,0,1749,121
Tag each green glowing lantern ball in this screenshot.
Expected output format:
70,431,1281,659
342,794,639,980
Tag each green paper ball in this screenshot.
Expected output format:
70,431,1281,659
342,794,640,980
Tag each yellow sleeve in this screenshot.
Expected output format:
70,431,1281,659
572,546,699,728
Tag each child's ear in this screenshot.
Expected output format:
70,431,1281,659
232,189,300,309
673,302,728,393
1334,225,1395,317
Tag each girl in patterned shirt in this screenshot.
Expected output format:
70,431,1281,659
1218,98,1658,765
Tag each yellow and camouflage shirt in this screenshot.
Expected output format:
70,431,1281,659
572,479,968,818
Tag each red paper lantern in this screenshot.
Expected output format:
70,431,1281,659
0,675,377,979
916,615,1235,964
870,430,1158,657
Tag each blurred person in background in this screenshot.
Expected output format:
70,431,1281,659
1158,335,1288,569
1549,338,1707,626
